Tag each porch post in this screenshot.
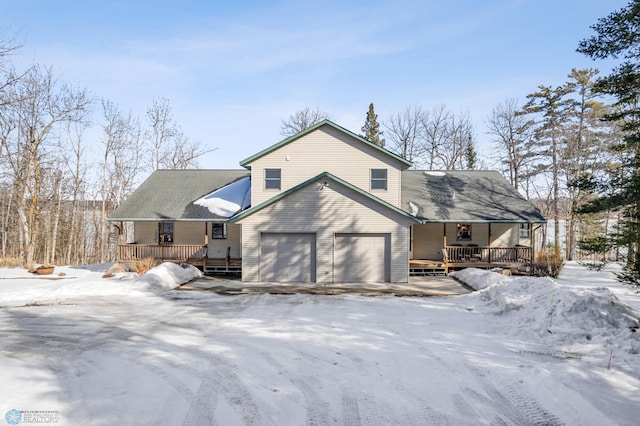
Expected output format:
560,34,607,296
531,223,536,266
488,223,492,263
119,221,124,261
203,223,209,269
443,223,447,246
443,223,448,271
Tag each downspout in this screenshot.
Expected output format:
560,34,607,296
532,223,543,268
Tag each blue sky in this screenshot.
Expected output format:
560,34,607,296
2,0,628,169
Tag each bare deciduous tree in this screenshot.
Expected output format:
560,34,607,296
486,99,537,192
98,99,143,262
385,105,426,166
280,106,331,136
2,65,90,265
145,97,215,170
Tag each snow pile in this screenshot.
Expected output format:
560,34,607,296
194,176,251,217
0,262,201,306
455,268,640,355
452,267,511,290
135,262,202,294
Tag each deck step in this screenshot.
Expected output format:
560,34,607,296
410,267,447,276
203,265,242,275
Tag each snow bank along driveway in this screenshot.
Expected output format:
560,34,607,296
0,262,638,425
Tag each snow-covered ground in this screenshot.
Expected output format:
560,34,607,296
0,262,638,425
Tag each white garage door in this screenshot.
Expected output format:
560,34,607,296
335,233,390,283
260,233,316,283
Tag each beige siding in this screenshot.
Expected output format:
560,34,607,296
444,223,490,246
207,223,242,258
491,224,519,246
237,182,412,283
248,125,403,207
413,223,445,260
412,223,524,260
134,222,157,244
174,222,206,245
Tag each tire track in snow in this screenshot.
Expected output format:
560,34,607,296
183,376,220,426
290,377,331,426
465,366,564,425
340,391,361,426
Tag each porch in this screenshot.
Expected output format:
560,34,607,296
117,244,242,275
410,245,533,276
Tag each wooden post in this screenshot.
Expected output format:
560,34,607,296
443,223,448,272
203,223,209,270
488,223,492,264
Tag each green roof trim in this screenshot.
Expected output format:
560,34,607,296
229,171,421,224
239,119,412,169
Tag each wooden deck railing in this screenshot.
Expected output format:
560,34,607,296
445,246,532,264
119,244,207,262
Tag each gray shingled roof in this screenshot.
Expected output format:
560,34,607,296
110,169,545,223
401,170,545,223
108,170,250,221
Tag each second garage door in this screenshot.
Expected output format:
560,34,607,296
260,233,316,282
334,233,390,283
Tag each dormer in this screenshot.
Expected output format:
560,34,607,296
240,120,411,207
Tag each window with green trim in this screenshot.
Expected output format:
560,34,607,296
371,169,387,190
265,168,281,190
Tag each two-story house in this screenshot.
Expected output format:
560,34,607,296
109,120,545,282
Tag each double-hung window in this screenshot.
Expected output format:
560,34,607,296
265,168,281,190
371,169,387,190
158,222,174,244
519,223,531,239
212,223,227,239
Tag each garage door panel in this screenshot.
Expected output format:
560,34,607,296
335,233,390,283
260,233,316,283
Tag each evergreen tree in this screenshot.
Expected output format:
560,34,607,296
577,0,640,286
362,103,385,147
522,84,573,256
465,136,477,170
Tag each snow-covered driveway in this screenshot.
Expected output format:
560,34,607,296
0,263,638,425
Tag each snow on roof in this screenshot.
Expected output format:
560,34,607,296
194,176,251,218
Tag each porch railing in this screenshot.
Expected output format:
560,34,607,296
119,244,207,262
445,246,532,264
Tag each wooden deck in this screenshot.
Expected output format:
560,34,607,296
411,246,533,276
410,259,447,276
119,244,532,278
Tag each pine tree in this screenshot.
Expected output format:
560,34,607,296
361,103,385,147
577,0,640,286
465,136,477,170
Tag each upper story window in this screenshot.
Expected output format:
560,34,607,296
519,223,531,239
371,169,387,190
212,223,227,239
265,168,281,190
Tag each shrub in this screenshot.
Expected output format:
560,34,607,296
532,250,565,278
132,257,157,275
0,256,24,268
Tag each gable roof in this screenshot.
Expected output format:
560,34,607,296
239,119,412,169
108,170,250,221
401,170,545,223
229,171,421,224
